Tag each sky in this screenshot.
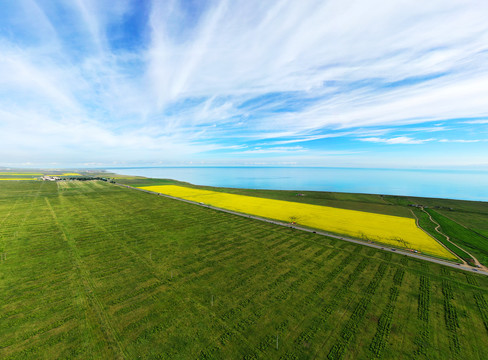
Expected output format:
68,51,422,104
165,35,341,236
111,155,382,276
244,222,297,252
1,0,488,169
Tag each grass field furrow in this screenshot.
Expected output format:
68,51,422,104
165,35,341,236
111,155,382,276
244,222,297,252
326,263,388,359
1,181,487,359
44,197,127,359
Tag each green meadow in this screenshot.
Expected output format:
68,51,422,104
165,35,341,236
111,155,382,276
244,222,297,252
1,180,488,359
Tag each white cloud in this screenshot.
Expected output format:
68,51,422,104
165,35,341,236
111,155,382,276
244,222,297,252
1,0,488,166
359,136,435,145
238,146,307,154
463,120,488,124
140,0,488,138
439,139,483,143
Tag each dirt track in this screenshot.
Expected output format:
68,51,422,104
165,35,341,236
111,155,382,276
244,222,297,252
421,207,488,272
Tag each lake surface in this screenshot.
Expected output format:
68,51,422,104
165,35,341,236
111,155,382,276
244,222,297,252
107,167,488,201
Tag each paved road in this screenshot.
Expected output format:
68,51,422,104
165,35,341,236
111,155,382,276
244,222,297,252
119,183,488,277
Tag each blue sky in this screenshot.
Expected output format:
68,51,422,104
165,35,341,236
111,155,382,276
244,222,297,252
1,0,487,169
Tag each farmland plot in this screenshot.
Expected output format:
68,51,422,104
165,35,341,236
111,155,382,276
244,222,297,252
140,185,455,259
0,181,487,359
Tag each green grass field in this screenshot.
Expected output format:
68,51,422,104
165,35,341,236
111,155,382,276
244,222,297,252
425,209,488,267
409,207,474,264
1,180,488,359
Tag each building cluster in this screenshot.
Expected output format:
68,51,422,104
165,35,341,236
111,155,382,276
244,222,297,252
40,175,61,181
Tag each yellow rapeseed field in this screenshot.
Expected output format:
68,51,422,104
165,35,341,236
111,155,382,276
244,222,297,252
0,173,42,175
141,185,456,259
46,173,81,176
0,178,38,181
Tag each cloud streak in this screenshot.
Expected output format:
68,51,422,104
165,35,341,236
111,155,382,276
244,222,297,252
0,0,487,167
359,137,435,145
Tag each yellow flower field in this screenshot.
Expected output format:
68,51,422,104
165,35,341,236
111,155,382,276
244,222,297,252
46,173,81,176
0,173,42,175
141,185,456,259
0,178,38,181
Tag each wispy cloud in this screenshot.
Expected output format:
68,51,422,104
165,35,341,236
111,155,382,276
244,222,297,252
0,0,487,167
359,137,435,145
439,139,483,143
238,146,307,154
463,119,488,124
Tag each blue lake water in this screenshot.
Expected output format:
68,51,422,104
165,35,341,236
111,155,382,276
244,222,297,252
107,167,488,202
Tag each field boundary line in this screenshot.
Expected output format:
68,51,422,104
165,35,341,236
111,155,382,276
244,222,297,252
115,183,488,277
421,208,487,271
0,197,21,228
435,209,488,248
410,209,465,265
44,197,128,359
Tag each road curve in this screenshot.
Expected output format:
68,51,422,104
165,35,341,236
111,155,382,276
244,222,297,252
117,183,488,277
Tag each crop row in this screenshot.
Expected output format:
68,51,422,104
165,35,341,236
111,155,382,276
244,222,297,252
209,254,321,356
267,269,299,291
274,275,307,301
327,263,388,360
312,247,327,258
289,258,370,358
280,255,359,321
294,241,315,253
198,344,221,360
325,249,340,261
441,266,450,277
474,292,488,332
417,275,430,322
233,273,314,356
300,259,370,342
220,298,252,321
198,324,239,359
225,260,267,292
324,253,355,281
256,333,279,353
259,314,316,359
442,280,454,301
338,241,350,249
369,286,399,358
366,247,377,256
411,276,432,355
200,309,262,359
414,327,431,357
106,280,163,306
235,309,263,332
442,280,460,353
393,268,405,287
365,263,388,295
465,273,479,287
1,314,76,349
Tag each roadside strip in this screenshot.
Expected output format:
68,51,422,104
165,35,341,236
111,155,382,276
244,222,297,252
117,183,488,277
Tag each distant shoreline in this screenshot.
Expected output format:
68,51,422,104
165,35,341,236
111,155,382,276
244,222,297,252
107,166,488,202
